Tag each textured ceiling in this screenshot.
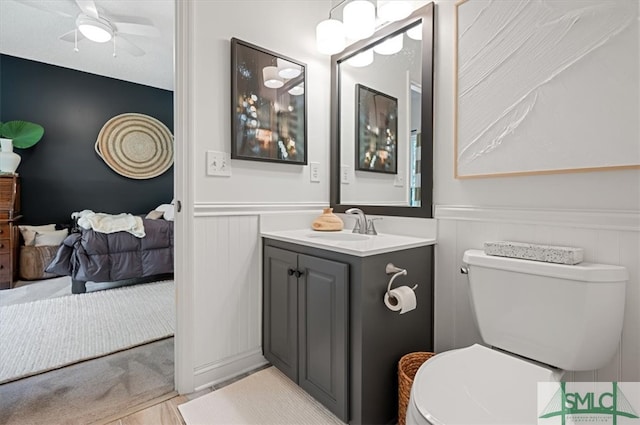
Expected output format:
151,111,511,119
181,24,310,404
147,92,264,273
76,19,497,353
0,0,174,91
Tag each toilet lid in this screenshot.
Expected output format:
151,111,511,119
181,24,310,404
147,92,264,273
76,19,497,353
412,344,561,425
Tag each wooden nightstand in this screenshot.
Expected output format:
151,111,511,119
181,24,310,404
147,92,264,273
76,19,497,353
0,175,20,289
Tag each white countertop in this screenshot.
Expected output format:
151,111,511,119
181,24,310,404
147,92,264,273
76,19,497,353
261,229,436,257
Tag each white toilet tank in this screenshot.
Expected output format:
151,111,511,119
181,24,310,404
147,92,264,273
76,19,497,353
463,249,628,371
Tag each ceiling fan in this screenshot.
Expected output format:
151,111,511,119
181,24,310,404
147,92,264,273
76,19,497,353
20,0,161,57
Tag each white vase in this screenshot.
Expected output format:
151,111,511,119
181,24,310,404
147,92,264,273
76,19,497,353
0,138,21,174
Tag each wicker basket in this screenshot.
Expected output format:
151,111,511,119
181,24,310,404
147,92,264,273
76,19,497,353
398,351,436,425
19,245,60,280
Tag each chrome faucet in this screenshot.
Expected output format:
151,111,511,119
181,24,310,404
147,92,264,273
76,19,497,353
345,208,382,235
345,208,367,234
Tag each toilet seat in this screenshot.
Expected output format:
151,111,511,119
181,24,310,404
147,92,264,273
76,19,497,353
408,344,562,425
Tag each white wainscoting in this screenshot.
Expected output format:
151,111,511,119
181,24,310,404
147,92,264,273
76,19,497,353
434,206,640,382
190,203,325,390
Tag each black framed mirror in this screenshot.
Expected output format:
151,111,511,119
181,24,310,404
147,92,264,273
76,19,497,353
330,2,434,218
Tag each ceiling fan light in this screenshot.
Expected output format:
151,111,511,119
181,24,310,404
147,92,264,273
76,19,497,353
347,49,374,67
376,0,413,22
374,33,403,55
316,19,345,55
277,58,302,79
263,66,284,89
344,0,375,41
76,15,113,43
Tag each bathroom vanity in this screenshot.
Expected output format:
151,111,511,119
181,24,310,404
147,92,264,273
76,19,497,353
261,229,435,424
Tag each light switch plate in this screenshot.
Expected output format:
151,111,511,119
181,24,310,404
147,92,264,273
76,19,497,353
394,174,404,187
310,162,320,182
341,165,350,184
206,151,232,176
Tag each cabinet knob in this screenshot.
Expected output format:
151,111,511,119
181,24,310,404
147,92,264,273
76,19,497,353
0,265,4,269
294,270,303,278
287,268,295,276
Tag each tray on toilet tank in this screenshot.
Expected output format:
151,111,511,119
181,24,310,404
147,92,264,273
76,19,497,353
483,241,584,265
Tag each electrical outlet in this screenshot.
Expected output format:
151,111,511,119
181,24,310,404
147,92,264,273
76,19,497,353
341,165,350,184
310,162,320,182
206,151,231,176
394,174,404,187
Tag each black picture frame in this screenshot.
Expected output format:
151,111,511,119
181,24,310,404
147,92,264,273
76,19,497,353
355,84,398,174
230,38,307,165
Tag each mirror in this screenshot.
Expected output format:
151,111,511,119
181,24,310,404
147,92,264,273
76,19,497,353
330,3,434,218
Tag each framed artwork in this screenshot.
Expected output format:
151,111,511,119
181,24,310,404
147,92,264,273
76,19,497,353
454,0,639,178
231,38,307,165
356,84,398,174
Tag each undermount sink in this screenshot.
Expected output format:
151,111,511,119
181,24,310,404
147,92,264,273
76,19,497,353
306,232,370,241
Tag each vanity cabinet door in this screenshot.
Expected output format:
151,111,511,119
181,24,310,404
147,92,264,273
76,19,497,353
298,254,349,422
263,246,299,383
263,244,349,422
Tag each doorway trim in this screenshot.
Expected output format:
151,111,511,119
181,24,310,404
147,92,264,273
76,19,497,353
174,0,195,394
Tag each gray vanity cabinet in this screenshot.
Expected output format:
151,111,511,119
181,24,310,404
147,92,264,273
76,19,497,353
263,238,434,425
263,245,349,421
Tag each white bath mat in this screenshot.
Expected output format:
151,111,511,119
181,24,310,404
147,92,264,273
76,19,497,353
178,367,345,425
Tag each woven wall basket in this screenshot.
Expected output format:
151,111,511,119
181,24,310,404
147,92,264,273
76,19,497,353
95,113,174,179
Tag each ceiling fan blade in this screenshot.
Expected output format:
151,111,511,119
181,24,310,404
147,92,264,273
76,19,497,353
75,0,99,18
16,0,75,18
115,36,145,57
113,22,161,38
59,29,85,42
109,15,161,38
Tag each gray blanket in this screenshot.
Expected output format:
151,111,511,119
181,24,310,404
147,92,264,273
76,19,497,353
46,218,174,284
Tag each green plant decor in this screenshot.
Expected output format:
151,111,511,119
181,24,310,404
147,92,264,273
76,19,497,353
0,120,45,149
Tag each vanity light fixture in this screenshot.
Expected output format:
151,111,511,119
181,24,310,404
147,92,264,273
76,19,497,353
407,23,422,40
373,33,403,55
277,58,302,79
76,14,113,43
343,0,376,41
347,49,374,67
263,66,284,89
376,0,412,22
288,84,304,96
316,0,418,55
316,18,346,55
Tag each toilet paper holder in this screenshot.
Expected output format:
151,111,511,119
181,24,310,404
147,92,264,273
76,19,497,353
385,263,418,298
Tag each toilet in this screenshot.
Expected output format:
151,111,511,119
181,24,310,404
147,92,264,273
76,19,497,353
406,249,628,425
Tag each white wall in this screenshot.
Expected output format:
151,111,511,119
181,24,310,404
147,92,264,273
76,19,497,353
432,0,640,381
192,1,331,205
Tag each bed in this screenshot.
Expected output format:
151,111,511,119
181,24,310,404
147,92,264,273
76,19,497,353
45,217,174,294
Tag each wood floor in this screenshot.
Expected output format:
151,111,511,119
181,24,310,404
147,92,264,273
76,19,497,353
103,394,190,425
102,364,271,425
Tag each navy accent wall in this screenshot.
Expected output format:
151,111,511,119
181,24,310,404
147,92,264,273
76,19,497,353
0,54,173,225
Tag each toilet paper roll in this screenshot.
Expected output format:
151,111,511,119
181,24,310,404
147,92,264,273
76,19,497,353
384,285,417,314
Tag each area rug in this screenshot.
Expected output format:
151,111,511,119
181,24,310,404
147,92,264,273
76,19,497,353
0,337,175,425
0,280,174,384
178,367,345,425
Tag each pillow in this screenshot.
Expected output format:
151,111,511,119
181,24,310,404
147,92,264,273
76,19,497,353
34,229,68,247
145,210,164,220
19,224,57,246
154,203,175,221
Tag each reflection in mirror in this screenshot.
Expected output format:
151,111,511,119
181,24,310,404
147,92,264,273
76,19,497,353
330,3,434,218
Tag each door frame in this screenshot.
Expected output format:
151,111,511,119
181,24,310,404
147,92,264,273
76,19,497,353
174,0,195,394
